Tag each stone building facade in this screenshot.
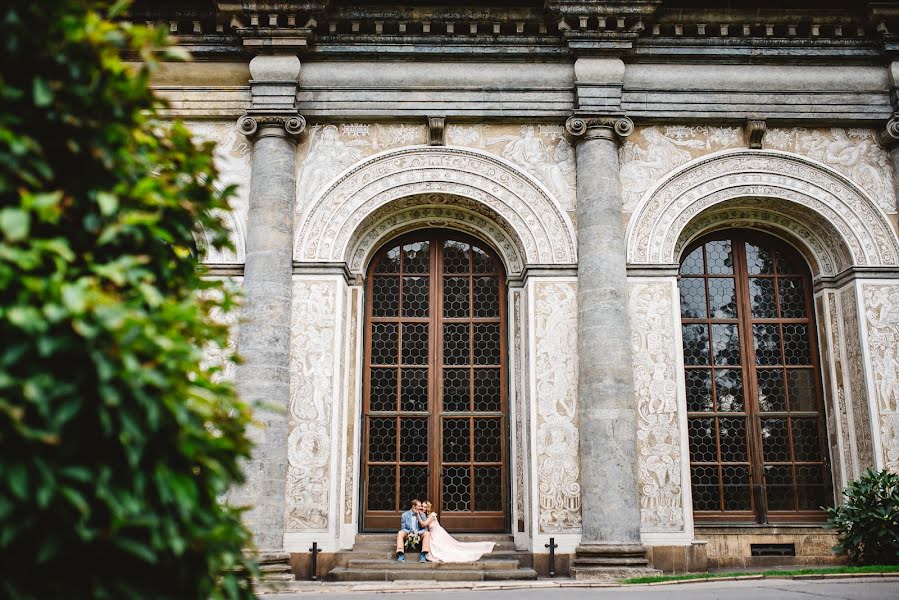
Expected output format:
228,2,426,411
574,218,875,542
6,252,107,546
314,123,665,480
136,0,899,577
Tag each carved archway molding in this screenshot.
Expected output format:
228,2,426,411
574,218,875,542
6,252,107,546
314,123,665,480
626,149,899,273
294,145,577,277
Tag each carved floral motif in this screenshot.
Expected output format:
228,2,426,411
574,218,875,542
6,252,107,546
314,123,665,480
629,281,684,531
285,279,339,531
861,284,899,472
512,290,526,528
842,288,876,471
533,280,581,532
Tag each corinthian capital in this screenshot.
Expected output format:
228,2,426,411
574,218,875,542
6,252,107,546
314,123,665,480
878,114,899,150
237,114,307,141
564,115,634,145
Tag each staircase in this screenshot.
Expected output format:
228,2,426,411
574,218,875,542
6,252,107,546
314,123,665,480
328,533,538,582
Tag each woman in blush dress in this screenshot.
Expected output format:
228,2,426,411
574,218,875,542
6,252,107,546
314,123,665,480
416,501,495,563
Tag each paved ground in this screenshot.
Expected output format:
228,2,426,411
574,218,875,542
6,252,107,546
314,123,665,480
264,577,899,599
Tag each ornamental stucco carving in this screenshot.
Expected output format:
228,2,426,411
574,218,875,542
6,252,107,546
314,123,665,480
825,292,854,485
533,280,581,532
295,146,577,272
629,281,685,531
512,290,527,529
626,150,899,270
285,279,339,531
186,121,251,263
343,287,360,524
862,284,899,472
841,287,876,471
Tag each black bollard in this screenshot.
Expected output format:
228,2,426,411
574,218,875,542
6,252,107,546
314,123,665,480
308,542,323,581
544,537,558,578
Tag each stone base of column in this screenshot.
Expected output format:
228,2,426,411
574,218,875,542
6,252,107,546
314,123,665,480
569,543,661,581
251,550,295,591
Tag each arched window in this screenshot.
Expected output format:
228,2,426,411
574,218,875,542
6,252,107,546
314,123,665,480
361,231,508,532
679,231,833,523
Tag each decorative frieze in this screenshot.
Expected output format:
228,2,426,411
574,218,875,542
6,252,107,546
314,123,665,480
861,284,899,472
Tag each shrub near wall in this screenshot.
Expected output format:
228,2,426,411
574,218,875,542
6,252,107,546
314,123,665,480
826,469,899,566
0,1,256,598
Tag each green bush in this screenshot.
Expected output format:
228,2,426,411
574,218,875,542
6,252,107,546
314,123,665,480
826,468,899,566
0,1,256,598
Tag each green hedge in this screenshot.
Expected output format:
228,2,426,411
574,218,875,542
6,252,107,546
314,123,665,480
1,1,256,597
827,468,899,566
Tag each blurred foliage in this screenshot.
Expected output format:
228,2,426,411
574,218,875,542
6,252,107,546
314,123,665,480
0,1,257,597
826,468,899,566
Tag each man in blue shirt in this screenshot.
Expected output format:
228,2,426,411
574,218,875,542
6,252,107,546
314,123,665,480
395,498,431,563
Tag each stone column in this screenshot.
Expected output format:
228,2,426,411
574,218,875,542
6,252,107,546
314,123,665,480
564,115,657,579
231,55,306,554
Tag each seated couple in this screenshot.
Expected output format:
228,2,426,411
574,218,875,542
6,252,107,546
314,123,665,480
395,499,495,563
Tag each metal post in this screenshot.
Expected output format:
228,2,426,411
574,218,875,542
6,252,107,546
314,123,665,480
544,537,558,577
308,542,322,581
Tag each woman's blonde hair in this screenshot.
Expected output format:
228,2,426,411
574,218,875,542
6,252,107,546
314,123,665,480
422,501,432,512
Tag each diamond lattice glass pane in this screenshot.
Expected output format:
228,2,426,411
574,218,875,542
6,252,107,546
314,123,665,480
778,278,808,318
367,466,396,511
680,278,708,318
688,417,717,463
471,244,494,273
443,240,470,273
761,418,791,462
474,466,503,511
791,417,822,462
787,369,817,412
745,242,774,275
473,323,501,365
403,241,430,273
399,466,429,508
715,369,744,412
757,368,787,412
753,324,782,366
682,324,711,366
369,368,397,412
443,277,470,318
402,276,429,318
443,418,470,463
764,464,795,511
371,323,398,365
402,323,429,365
473,277,500,318
686,369,714,413
368,417,397,462
474,369,501,412
401,368,428,412
473,418,502,462
712,324,741,366
782,324,812,365
691,464,721,511
749,277,777,318
718,417,748,462
442,466,471,511
705,240,734,274
372,276,400,317
709,278,737,318
443,368,470,412
376,246,401,273
443,323,470,365
400,417,429,462
721,465,752,511
680,246,705,275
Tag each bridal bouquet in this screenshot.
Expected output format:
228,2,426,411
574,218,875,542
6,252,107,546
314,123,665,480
404,532,421,550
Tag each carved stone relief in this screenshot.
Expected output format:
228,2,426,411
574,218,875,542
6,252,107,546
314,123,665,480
201,282,241,385
446,124,576,212
344,287,360,524
186,121,252,263
764,128,897,215
841,287,876,472
285,278,340,531
620,125,743,214
626,151,899,270
861,284,899,472
512,290,527,530
296,123,428,205
824,292,852,488
294,146,577,272
629,280,685,532
533,280,581,532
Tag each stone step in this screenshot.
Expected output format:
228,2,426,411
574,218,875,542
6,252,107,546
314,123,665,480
329,566,538,582
334,550,532,569
352,540,518,552
346,558,520,571
355,533,514,543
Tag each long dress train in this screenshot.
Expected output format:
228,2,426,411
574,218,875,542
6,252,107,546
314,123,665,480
424,514,495,563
